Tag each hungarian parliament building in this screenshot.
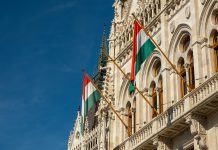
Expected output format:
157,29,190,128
68,0,218,150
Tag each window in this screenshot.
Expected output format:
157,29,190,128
212,9,218,25
133,99,136,133
212,31,218,72
152,60,161,77
189,53,195,90
159,78,163,113
150,79,163,118
181,70,187,96
76,132,80,139
179,35,191,53
126,102,132,136
152,84,158,118
179,58,187,97
214,45,218,72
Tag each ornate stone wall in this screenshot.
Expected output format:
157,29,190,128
68,0,218,150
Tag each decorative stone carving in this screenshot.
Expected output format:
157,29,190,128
170,21,175,33
152,136,172,150
186,113,208,150
137,0,146,9
131,108,136,113
152,136,159,147
185,7,191,19
197,134,207,150
84,117,90,133
186,114,198,136
200,0,206,5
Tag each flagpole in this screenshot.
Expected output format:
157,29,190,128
132,14,192,92
101,49,159,116
83,70,130,136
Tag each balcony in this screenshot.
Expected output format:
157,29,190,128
116,73,218,150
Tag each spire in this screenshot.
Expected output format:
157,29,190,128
100,24,107,53
98,24,108,69
92,25,108,88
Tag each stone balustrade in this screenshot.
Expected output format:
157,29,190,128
116,73,218,149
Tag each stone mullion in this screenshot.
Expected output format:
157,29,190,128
156,87,161,114
184,64,190,94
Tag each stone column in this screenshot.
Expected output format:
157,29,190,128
186,113,208,150
184,63,190,93
156,87,161,113
131,108,136,133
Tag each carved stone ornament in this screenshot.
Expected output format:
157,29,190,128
198,134,207,150
137,0,146,9
185,114,198,136
185,7,191,19
201,0,206,5
152,136,172,150
186,114,208,150
170,21,175,33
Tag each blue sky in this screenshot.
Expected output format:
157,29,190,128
0,0,114,149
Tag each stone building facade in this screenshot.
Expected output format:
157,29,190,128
68,0,218,149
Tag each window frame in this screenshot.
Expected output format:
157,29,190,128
180,68,187,97
189,56,195,90
212,43,218,73
152,86,158,118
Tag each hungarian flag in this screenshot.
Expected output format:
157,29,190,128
81,73,101,135
130,20,156,81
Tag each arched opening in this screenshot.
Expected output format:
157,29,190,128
178,57,187,97
126,101,132,136
152,59,161,77
211,30,218,72
211,8,218,25
76,131,80,140
179,34,191,53
188,51,195,90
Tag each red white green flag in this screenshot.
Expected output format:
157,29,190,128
81,73,101,135
131,20,156,81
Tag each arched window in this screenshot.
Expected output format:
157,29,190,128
179,34,190,53
126,102,132,136
178,58,187,97
212,9,218,25
133,99,136,133
152,60,161,77
211,30,218,72
188,52,195,90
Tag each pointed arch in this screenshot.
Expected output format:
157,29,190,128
140,50,162,89
198,0,218,38
168,24,192,64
